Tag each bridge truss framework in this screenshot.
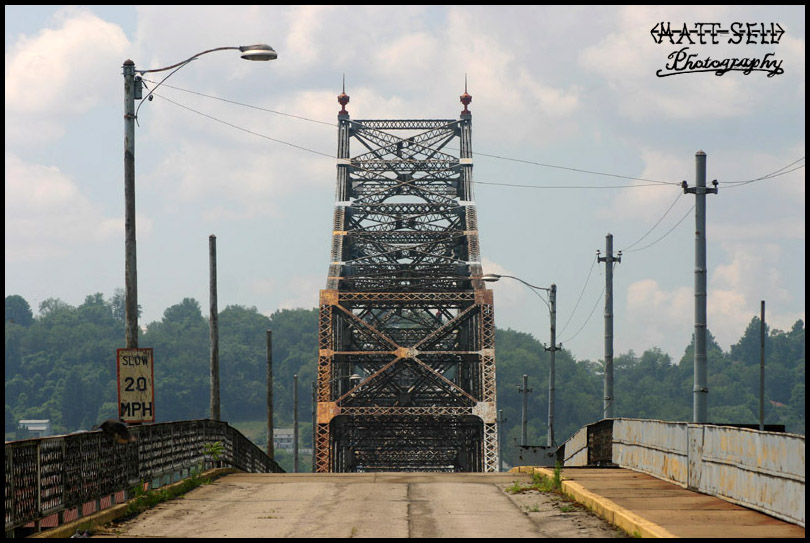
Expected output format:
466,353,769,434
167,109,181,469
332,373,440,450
314,88,498,472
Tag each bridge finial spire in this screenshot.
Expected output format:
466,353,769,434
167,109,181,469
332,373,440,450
460,74,472,115
338,73,350,115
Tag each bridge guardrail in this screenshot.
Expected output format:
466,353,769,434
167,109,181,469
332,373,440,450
559,418,805,528
4,419,282,536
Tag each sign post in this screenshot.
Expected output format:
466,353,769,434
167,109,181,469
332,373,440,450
117,348,155,423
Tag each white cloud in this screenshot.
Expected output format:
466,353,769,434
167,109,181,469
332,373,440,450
480,257,524,310
713,217,805,242
146,142,289,218
141,107,333,219
604,148,690,222
284,5,336,68
443,8,583,143
374,31,441,84
712,243,791,304
4,7,130,144
626,279,692,353
711,148,805,242
277,274,322,311
516,70,581,118
625,238,802,357
4,5,804,364
4,153,122,262
578,5,781,120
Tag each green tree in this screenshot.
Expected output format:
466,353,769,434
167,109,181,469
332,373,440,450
4,294,804,446
142,298,209,421
5,295,33,326
729,316,768,367
109,288,127,326
219,304,272,421
5,320,25,380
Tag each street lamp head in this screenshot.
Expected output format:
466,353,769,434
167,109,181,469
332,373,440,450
239,44,278,61
481,274,502,282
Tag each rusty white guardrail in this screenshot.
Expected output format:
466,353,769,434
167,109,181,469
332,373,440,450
560,418,804,528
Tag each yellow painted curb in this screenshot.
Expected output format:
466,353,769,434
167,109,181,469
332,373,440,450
514,466,677,538
30,468,238,538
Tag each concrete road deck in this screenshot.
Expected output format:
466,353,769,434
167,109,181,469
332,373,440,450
515,466,805,538
38,467,805,538
87,472,620,538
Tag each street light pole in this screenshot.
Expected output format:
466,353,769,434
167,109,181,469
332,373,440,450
123,59,138,348
546,283,558,447
482,273,559,447
121,44,276,350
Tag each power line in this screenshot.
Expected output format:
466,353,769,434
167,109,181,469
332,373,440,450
558,253,598,337
153,93,335,158
559,285,605,346
150,84,803,192
470,150,678,186
152,90,687,189
619,191,684,253
722,158,805,188
148,83,681,187
474,179,677,190
622,204,695,254
144,79,337,127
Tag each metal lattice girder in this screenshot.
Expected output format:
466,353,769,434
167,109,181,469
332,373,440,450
316,94,498,472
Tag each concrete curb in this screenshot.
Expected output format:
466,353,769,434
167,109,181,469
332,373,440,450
510,466,677,538
30,468,238,538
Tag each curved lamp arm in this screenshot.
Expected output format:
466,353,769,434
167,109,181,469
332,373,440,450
481,273,551,311
481,273,548,291
137,44,277,74
133,44,276,120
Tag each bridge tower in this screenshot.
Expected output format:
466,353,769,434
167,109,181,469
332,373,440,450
315,84,498,472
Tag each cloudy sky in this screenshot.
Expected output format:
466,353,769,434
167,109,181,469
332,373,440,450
5,5,805,364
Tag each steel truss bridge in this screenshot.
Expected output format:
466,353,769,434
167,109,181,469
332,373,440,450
314,88,499,472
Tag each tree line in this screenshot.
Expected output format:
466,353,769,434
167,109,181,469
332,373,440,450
5,293,804,468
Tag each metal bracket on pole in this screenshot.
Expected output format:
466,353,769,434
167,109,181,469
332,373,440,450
682,179,719,195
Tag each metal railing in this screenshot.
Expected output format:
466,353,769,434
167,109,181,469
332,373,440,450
5,419,282,536
560,418,805,528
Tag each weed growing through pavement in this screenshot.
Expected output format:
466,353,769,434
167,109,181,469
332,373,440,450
506,462,563,495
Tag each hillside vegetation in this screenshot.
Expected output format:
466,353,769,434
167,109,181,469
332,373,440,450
5,293,804,468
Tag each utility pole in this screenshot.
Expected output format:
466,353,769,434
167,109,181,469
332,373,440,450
760,301,765,431
682,151,717,423
209,234,220,421
482,274,559,448
498,409,507,472
545,284,560,446
293,373,299,473
518,375,532,446
598,234,621,419
266,330,274,459
123,60,139,349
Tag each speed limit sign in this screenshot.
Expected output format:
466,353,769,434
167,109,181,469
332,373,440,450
117,348,155,423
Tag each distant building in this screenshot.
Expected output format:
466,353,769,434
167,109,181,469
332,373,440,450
18,420,51,438
273,428,294,450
